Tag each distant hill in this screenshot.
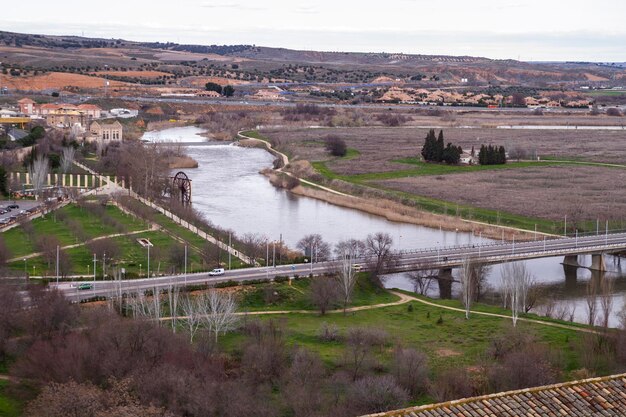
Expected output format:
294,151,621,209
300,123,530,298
0,30,624,89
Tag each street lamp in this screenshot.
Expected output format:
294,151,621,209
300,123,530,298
139,263,142,277
23,258,27,275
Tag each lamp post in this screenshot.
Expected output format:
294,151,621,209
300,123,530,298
23,258,27,276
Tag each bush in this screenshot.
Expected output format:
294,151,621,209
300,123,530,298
606,108,623,117
317,322,340,342
273,275,289,283
324,135,347,157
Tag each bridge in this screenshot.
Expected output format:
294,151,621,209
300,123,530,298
392,231,626,273
54,232,626,302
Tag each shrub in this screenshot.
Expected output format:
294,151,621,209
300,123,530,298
324,135,347,157
317,322,340,342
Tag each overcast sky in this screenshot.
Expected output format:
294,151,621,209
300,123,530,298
2,0,625,61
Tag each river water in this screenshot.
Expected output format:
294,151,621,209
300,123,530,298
145,126,626,327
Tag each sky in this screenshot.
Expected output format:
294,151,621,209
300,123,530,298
2,0,626,61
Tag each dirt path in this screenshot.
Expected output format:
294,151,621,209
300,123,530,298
161,289,595,334
237,130,353,198
395,291,599,334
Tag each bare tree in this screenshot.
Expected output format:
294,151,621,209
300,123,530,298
334,238,366,259
599,276,614,329
60,147,76,174
166,284,180,333
310,276,339,315
460,258,475,319
500,262,534,327
297,234,331,262
29,154,49,198
392,347,429,396
241,233,266,265
199,289,239,344
586,280,598,327
346,375,408,415
180,293,202,343
334,243,358,314
365,232,396,283
407,269,437,296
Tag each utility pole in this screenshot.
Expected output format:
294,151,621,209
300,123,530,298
279,233,282,265
228,232,232,270
266,240,269,267
92,253,96,297
56,245,59,284
147,245,150,278
103,252,106,279
310,243,313,274
272,241,276,268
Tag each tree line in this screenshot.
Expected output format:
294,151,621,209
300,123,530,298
478,144,507,165
420,129,462,165
204,82,235,97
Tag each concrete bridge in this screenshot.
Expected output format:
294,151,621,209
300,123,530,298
392,232,626,273
56,232,626,302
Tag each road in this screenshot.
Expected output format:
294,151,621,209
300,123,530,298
56,232,626,302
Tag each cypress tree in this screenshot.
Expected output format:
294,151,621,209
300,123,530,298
436,130,445,162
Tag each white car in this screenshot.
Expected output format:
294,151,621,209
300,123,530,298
208,268,225,276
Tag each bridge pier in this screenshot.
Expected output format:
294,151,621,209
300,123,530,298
590,253,606,272
437,268,453,300
563,255,580,268
563,264,578,290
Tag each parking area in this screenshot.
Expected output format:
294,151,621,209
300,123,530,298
0,200,43,226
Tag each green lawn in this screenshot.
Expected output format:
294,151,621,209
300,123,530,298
4,202,242,277
2,204,147,259
0,380,21,417
239,274,398,312
222,294,583,373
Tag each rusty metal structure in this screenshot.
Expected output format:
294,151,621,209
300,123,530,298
171,171,192,206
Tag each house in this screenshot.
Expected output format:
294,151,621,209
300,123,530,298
361,373,626,417
18,98,36,115
77,104,102,119
45,110,89,128
90,121,123,142
196,90,221,98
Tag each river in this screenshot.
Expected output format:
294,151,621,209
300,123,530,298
145,126,626,327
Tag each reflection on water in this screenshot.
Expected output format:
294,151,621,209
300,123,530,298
147,128,626,327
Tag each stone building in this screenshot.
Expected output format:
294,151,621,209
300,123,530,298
90,120,123,141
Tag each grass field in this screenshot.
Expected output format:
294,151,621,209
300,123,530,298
222,286,586,375
239,274,398,312
4,202,245,277
260,127,626,233
0,380,21,417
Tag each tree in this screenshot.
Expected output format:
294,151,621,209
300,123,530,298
29,154,49,198
297,234,330,262
346,375,408,415
241,233,266,265
599,277,614,329
406,269,437,295
0,165,7,196
441,143,461,164
205,82,223,94
324,135,347,157
500,262,535,326
334,239,366,259
392,348,429,396
435,130,445,162
180,294,202,342
365,232,395,284
460,257,475,319
310,276,339,315
60,147,75,174
334,243,358,313
199,289,239,344
223,85,235,97
421,129,437,162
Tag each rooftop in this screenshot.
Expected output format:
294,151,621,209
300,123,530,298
361,373,626,417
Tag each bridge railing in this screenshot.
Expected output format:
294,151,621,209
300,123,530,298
395,229,626,257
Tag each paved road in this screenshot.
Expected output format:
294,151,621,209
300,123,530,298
56,232,626,302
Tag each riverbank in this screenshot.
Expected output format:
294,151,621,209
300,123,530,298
238,130,544,241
